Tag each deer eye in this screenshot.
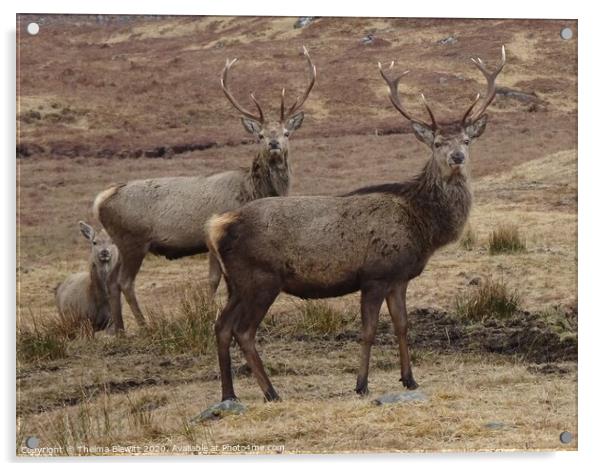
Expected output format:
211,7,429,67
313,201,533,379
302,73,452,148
434,141,442,148
463,138,470,145
92,241,97,245
258,134,264,140
284,131,290,137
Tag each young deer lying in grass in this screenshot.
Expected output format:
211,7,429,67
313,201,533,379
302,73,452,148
207,47,506,402
55,222,120,332
93,47,316,331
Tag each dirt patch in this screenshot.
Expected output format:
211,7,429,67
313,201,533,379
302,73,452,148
408,308,577,363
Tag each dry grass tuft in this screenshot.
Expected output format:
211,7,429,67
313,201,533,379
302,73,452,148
294,300,348,338
17,310,93,365
455,278,521,322
126,394,166,438
488,224,527,255
144,282,218,355
459,225,478,250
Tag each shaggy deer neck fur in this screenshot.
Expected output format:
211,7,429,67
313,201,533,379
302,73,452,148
350,156,472,251
248,151,291,198
88,258,112,302
409,158,473,250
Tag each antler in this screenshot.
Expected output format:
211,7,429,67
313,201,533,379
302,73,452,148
280,46,317,122
221,58,265,123
378,61,437,130
463,45,506,124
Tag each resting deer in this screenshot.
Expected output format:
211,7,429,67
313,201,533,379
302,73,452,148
207,47,506,402
55,222,120,332
93,47,316,331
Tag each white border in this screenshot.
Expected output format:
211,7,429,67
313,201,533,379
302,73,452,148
3,1,599,469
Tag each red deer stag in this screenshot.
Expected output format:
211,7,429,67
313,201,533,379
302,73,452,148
93,47,316,331
206,46,506,402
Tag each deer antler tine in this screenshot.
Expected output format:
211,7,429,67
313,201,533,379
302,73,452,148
221,57,264,123
249,92,264,123
465,45,506,123
281,46,316,122
280,88,286,122
420,93,438,129
461,93,481,125
378,61,434,129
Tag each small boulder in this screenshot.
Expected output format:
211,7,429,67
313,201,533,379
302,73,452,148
294,17,315,29
438,36,458,45
373,390,428,405
191,399,247,423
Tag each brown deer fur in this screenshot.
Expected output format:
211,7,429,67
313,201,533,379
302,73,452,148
55,222,120,332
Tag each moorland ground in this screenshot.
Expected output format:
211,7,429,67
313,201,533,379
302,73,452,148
17,15,577,454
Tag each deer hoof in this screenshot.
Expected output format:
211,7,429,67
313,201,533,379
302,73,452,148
355,385,370,396
264,388,281,402
401,376,419,390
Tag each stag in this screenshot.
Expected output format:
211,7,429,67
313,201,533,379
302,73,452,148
93,47,316,331
207,47,506,402
55,222,120,332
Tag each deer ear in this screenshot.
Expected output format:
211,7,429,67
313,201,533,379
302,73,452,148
285,111,304,132
411,122,435,146
241,117,262,136
79,221,95,241
465,114,488,139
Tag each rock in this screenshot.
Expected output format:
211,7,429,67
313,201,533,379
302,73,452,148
468,276,481,286
373,390,428,405
294,17,315,29
191,399,247,423
438,36,458,45
484,421,507,430
361,33,375,45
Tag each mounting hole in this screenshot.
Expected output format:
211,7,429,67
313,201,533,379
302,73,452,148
25,436,40,449
26,22,40,35
559,431,573,444
560,27,573,40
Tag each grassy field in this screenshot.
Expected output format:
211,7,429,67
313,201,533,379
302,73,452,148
16,15,577,455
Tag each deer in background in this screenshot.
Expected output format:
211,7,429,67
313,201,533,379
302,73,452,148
55,222,120,332
93,47,316,331
207,47,506,402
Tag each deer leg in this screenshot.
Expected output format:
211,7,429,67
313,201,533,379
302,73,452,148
233,283,280,402
207,253,222,300
107,260,124,333
215,295,243,401
118,252,147,327
386,281,418,390
355,284,386,396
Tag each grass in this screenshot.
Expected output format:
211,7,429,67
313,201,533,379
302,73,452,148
455,277,521,322
459,225,477,250
295,300,349,338
144,282,218,355
488,224,527,255
17,309,92,365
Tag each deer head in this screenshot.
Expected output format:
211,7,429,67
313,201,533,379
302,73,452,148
79,221,118,277
379,46,506,180
221,46,316,166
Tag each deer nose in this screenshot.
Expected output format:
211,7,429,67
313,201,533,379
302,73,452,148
100,249,110,258
451,151,465,165
269,140,280,149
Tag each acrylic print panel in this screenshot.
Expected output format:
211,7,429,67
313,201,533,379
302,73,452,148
16,14,577,456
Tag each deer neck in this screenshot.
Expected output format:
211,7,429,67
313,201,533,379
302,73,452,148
248,150,291,198
89,259,112,301
408,158,473,250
